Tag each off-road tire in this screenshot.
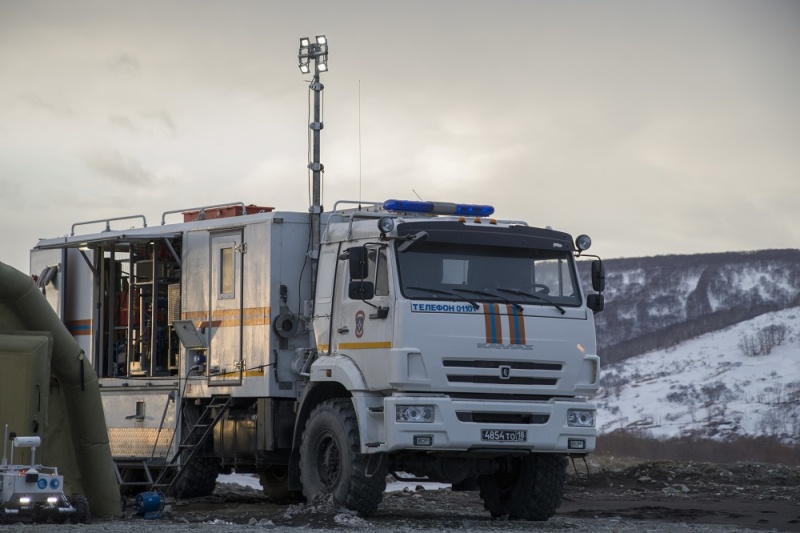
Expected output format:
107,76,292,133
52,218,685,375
478,455,567,521
259,465,303,502
173,456,220,498
299,398,387,516
171,401,221,498
69,494,91,524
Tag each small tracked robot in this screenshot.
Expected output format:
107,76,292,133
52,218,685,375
0,424,89,523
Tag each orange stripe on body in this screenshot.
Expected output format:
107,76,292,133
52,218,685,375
66,319,91,336
183,307,270,328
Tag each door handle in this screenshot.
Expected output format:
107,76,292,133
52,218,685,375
337,326,349,334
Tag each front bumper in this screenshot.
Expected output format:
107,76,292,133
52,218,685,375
376,395,596,454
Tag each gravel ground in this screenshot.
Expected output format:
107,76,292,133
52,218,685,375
4,460,799,532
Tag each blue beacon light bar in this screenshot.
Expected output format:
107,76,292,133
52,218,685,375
383,199,495,217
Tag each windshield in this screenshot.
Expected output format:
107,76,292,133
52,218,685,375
396,241,581,308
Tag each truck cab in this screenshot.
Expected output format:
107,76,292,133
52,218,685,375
297,199,603,519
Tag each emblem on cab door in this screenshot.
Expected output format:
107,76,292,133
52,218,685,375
355,310,365,338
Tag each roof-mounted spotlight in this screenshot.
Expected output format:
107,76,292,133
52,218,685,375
317,61,328,72
299,62,310,74
378,216,395,234
576,234,592,251
300,37,311,49
315,35,327,45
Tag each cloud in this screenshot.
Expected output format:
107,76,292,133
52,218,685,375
18,91,72,117
0,179,20,206
141,110,177,136
82,146,153,185
109,114,137,133
107,110,177,137
107,52,140,76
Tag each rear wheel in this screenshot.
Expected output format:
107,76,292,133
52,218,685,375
172,402,220,498
259,465,303,502
478,455,566,521
299,398,387,516
69,494,90,524
173,456,220,498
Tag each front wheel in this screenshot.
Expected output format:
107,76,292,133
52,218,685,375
478,455,567,521
299,398,387,516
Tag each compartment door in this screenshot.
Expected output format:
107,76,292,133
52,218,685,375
208,231,244,386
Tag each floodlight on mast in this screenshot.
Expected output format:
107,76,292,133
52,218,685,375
297,34,328,316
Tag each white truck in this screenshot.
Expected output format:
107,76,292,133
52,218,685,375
29,36,605,521
30,198,604,520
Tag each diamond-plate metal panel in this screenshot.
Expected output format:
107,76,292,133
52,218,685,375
108,427,174,458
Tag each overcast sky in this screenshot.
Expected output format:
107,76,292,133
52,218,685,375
1,1,798,273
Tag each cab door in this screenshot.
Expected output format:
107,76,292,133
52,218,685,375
208,231,244,386
331,242,394,390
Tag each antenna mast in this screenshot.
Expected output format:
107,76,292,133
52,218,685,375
297,35,329,307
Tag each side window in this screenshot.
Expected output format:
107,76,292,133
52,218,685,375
219,245,235,298
369,248,390,297
534,258,575,297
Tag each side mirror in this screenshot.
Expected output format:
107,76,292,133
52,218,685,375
591,259,605,292
349,281,375,301
346,246,369,280
587,293,604,314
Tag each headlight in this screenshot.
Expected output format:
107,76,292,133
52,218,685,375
396,405,435,423
567,409,595,427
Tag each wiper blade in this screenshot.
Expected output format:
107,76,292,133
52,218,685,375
452,288,523,312
497,288,566,315
406,286,479,310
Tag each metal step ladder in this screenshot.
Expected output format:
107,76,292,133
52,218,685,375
150,395,232,495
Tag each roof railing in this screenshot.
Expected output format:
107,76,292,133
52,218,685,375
71,215,147,236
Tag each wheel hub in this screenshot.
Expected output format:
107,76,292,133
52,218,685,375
315,430,342,488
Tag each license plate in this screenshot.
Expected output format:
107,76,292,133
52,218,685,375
481,429,527,442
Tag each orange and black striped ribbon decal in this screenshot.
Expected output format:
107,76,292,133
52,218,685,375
506,304,526,345
483,303,503,343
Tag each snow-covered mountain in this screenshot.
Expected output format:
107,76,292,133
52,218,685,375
583,249,800,365
597,306,800,444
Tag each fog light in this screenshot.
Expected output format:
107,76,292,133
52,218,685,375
396,405,435,423
568,439,586,450
413,435,433,446
567,410,595,427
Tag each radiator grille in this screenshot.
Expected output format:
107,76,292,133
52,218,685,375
443,358,561,387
